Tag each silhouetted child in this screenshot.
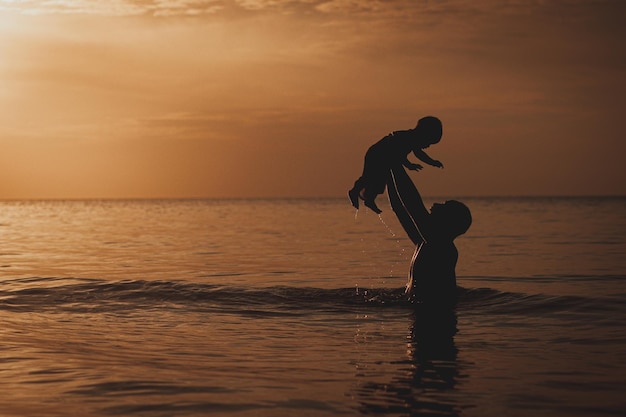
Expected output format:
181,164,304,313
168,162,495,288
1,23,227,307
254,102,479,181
349,116,444,213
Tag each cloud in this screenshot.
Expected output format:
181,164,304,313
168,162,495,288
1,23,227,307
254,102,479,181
0,0,539,18
0,0,225,16
3,0,621,25
1,0,625,197
0,0,145,16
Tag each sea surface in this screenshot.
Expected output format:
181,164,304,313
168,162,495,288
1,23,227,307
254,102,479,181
0,197,624,416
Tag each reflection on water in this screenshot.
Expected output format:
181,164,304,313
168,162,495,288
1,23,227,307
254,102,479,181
355,307,462,416
406,308,460,416
0,198,624,416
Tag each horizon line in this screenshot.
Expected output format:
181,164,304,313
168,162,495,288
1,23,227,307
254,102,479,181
0,194,624,202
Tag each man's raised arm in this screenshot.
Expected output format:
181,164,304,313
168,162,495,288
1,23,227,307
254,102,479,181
388,165,433,243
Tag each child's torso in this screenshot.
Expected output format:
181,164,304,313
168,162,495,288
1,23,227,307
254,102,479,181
371,130,415,157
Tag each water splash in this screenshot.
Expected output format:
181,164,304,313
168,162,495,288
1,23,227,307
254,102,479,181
377,213,396,237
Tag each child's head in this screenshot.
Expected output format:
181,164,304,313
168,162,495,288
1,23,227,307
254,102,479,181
414,116,443,146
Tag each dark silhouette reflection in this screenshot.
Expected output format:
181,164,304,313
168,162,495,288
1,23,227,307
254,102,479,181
404,307,460,416
354,306,462,416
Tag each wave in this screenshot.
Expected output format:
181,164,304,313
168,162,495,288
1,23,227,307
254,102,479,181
0,278,407,315
0,277,623,319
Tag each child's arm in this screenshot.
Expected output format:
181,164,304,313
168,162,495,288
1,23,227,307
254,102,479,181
402,158,423,171
413,149,443,168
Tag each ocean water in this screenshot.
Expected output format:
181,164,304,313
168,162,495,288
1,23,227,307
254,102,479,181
0,197,624,416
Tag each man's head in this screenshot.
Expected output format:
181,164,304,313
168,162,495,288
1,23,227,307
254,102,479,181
415,116,443,145
431,200,472,238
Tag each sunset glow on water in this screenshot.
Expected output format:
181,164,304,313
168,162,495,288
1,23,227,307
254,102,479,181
1,198,624,416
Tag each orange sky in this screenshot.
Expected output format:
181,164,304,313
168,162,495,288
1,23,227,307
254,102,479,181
1,0,624,199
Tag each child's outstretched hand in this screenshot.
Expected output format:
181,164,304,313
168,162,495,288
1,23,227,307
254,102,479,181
431,160,444,168
406,163,423,171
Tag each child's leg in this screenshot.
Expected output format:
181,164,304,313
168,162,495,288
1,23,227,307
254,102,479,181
362,186,383,214
348,178,365,209
363,199,382,214
349,148,385,211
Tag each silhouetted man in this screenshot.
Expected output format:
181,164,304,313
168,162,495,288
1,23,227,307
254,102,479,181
387,165,471,307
